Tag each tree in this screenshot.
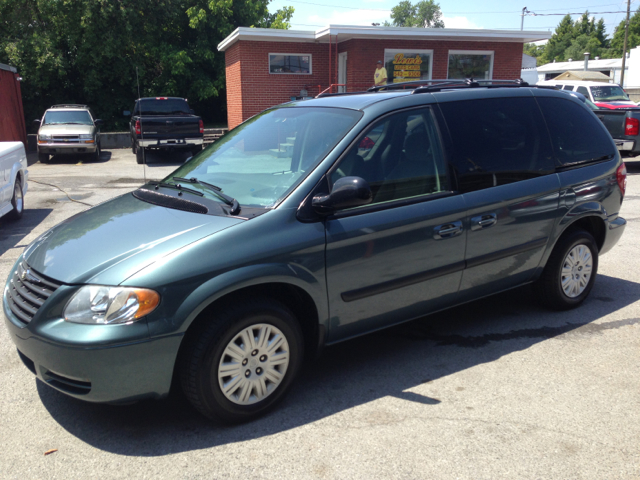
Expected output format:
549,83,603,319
390,0,444,28
609,7,640,58
523,43,545,66
259,6,295,29
541,14,577,63
0,0,294,131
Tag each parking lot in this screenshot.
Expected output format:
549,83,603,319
0,149,638,479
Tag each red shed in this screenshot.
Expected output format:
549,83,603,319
0,63,27,146
218,25,550,129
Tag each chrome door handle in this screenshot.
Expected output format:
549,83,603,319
433,221,463,240
470,213,497,231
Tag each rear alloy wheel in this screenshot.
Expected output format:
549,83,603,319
180,299,304,424
7,177,23,220
535,229,598,310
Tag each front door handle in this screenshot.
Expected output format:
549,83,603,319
433,221,463,240
470,213,497,231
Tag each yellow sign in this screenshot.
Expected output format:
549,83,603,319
391,53,425,83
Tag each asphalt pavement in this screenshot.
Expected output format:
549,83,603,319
0,149,638,479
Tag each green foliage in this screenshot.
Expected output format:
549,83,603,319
390,0,444,28
523,43,545,67
610,7,640,57
539,12,612,64
0,0,293,131
258,6,294,29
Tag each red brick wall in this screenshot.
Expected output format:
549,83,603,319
338,39,523,89
226,38,524,129
225,43,244,130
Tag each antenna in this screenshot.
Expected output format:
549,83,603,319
136,67,146,184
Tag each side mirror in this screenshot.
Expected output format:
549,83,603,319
312,176,372,215
123,110,131,116
33,119,41,125
94,119,104,125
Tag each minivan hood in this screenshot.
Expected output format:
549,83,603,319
39,124,94,135
23,193,244,285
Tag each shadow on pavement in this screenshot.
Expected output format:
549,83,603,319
36,272,640,456
0,208,53,256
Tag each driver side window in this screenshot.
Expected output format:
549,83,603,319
330,108,449,205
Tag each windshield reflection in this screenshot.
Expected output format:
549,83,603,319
166,107,362,208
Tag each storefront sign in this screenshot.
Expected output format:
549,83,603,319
384,49,432,84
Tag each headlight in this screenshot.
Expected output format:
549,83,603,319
64,286,160,325
78,134,93,139
38,134,52,140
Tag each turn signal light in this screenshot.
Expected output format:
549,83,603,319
624,117,639,136
135,120,141,135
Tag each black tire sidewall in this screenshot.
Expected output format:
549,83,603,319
8,178,23,220
192,302,303,422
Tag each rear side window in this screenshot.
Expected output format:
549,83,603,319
536,97,616,166
438,97,555,193
562,85,574,90
576,86,589,96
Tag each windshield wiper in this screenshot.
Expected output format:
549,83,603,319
173,176,241,214
148,181,203,197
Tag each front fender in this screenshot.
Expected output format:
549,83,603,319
146,263,328,338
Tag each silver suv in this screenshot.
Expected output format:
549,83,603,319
34,105,103,163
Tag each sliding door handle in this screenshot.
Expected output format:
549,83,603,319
433,221,463,240
470,213,497,231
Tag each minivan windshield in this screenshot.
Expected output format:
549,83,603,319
166,106,362,208
591,85,630,102
43,110,93,125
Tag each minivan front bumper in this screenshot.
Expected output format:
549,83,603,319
3,294,182,404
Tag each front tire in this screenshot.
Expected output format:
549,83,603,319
38,152,49,163
179,299,304,424
535,229,598,310
7,177,24,220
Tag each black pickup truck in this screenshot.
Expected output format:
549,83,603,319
128,97,204,164
593,107,640,157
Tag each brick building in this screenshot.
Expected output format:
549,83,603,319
218,25,550,129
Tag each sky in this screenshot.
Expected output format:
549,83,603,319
267,0,639,42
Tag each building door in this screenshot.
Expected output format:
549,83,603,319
338,52,347,93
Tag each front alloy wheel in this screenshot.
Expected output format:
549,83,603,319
218,323,290,405
180,298,303,423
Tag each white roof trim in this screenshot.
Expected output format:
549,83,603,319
218,25,551,52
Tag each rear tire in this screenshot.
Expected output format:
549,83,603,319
136,147,144,164
535,229,598,310
179,298,304,424
7,177,23,221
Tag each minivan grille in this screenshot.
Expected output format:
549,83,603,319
7,261,61,325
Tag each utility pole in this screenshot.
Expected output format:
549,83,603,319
521,6,527,31
621,0,631,87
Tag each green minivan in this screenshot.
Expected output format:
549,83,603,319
4,81,627,423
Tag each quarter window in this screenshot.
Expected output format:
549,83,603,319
439,97,555,193
576,86,589,96
269,54,311,74
537,97,616,166
331,108,449,205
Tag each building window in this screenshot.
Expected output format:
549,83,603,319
269,54,312,74
448,50,494,79
383,49,433,85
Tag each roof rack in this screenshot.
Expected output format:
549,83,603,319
50,104,89,109
365,78,555,94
